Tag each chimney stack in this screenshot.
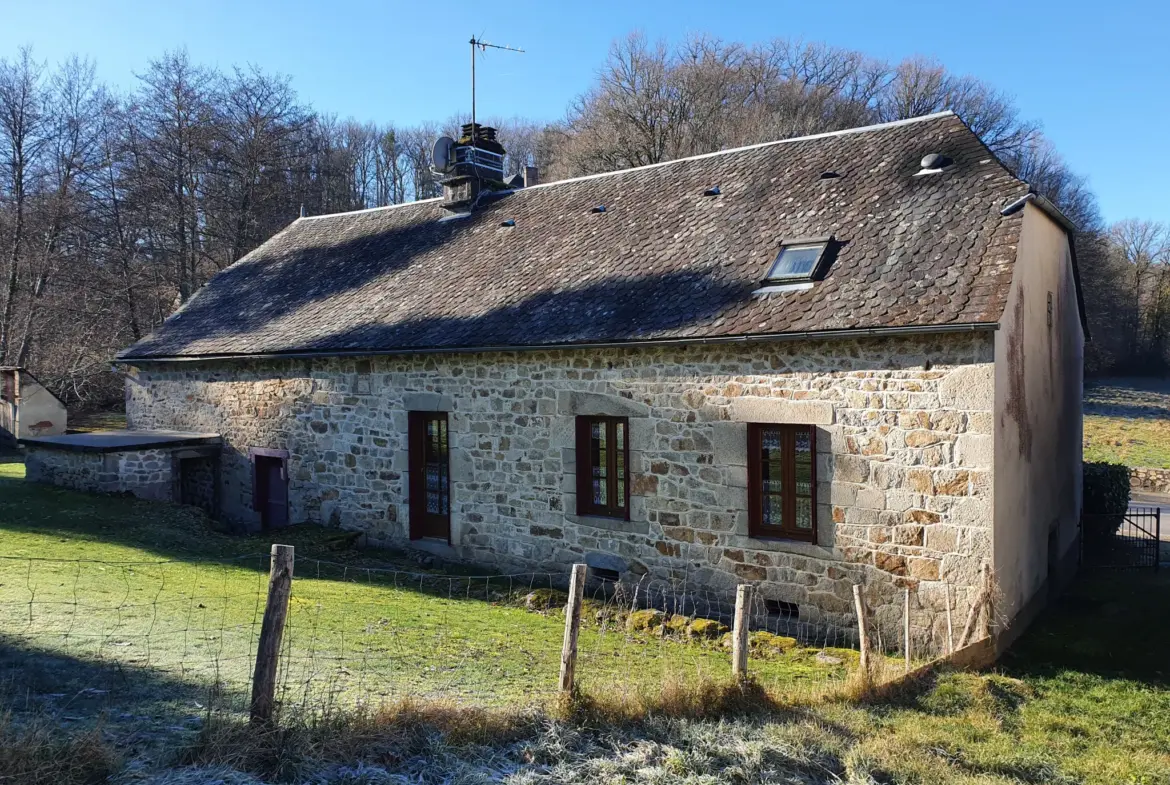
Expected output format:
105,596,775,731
523,165,539,188
441,123,507,210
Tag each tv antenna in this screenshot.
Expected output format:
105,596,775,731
469,36,524,136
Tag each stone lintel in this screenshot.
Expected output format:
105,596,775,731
402,392,454,412
556,390,650,418
729,397,834,425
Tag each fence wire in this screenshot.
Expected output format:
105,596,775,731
0,550,975,722
276,561,568,710
0,553,270,716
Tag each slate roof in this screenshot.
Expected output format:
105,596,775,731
121,112,1035,361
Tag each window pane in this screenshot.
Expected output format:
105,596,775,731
766,244,823,279
794,427,812,498
615,421,625,507
592,421,608,506
424,417,449,515
763,494,784,526
795,497,812,530
761,427,783,496
760,427,784,526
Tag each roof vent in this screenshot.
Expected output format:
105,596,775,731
500,218,516,227
916,153,954,176
819,171,841,179
703,186,721,196
590,204,607,213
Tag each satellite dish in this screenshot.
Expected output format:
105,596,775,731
431,136,455,173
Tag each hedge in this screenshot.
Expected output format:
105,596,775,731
1083,461,1131,540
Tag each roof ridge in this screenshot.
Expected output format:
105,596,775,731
298,196,444,222
519,111,957,193
298,112,958,221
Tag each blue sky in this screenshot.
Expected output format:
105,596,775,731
2,0,1165,224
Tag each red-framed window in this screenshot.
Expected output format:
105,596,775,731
575,415,630,519
408,411,451,541
747,424,817,541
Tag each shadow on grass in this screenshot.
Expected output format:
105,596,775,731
0,472,566,614
1084,379,1170,420
0,633,242,730
999,568,1170,688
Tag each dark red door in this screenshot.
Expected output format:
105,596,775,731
409,411,450,541
255,455,289,529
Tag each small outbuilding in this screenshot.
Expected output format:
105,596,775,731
1,367,67,442
22,430,222,513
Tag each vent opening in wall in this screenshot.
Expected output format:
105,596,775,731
593,567,620,583
765,599,799,618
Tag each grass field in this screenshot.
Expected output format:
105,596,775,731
0,455,859,726
3,453,1170,783
1084,377,1170,468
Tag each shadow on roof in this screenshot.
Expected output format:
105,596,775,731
126,211,456,357
296,268,755,353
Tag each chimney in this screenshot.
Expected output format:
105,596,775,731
523,165,539,188
441,123,507,210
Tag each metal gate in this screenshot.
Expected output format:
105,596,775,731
1082,506,1162,570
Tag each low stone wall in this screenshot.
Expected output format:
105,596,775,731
1130,467,1170,495
25,446,177,501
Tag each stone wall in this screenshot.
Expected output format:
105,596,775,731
1130,467,1170,495
25,448,108,491
124,333,996,650
179,456,217,512
25,446,177,502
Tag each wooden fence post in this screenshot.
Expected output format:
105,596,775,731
903,586,912,673
852,584,871,677
979,563,994,639
945,583,955,655
957,564,993,650
250,544,294,724
558,563,587,696
732,584,752,680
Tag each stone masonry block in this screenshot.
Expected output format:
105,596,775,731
712,421,748,466
729,397,833,425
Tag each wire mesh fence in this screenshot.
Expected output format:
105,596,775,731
0,553,269,709
0,547,984,724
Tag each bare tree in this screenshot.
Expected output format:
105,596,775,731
0,47,50,364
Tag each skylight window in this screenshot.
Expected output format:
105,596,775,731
764,239,833,283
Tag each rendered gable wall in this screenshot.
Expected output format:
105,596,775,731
0,370,67,440
993,201,1084,645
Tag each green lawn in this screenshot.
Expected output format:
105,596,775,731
1084,378,1170,468
0,457,857,726
5,455,1170,783
805,568,1170,784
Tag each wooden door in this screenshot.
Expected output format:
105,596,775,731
255,455,289,529
408,411,450,541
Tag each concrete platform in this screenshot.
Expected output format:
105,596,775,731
20,430,221,453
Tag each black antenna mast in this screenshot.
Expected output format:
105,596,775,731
469,36,524,136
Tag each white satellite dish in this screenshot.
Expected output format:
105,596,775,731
431,136,455,174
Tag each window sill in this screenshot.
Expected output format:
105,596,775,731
750,534,816,545
564,513,648,536
724,534,830,559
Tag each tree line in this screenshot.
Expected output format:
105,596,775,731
0,34,1161,408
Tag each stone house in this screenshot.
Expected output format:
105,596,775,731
37,112,1087,649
